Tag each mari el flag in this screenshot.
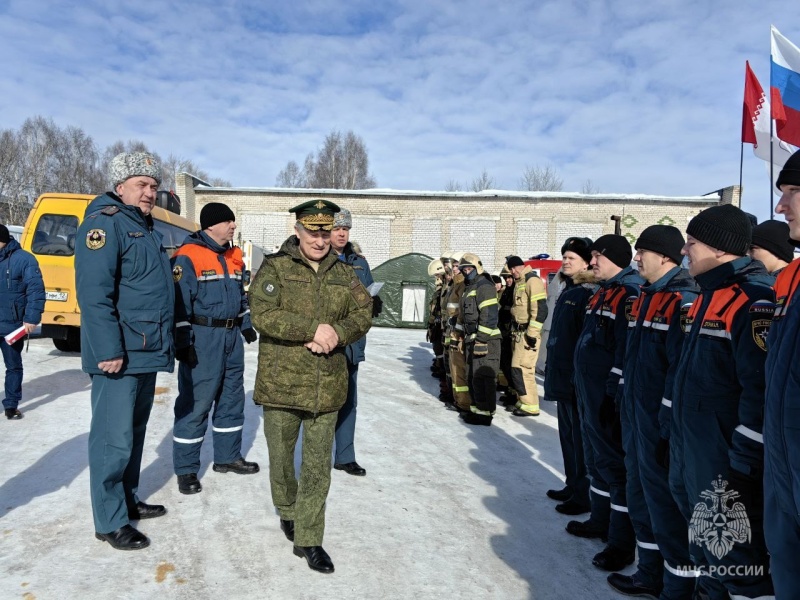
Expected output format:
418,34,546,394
771,25,800,146
743,60,795,168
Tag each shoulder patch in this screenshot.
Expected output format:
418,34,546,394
624,295,637,321
262,279,278,296
172,265,183,282
350,277,371,308
749,300,776,315
752,319,771,351
101,205,120,216
86,229,106,250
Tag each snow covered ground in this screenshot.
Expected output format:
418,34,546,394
0,327,630,599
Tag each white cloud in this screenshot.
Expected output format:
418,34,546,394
0,0,795,220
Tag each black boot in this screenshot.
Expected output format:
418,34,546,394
177,473,202,495
293,545,334,573
592,545,635,571
546,487,572,501
95,524,150,551
280,519,294,541
212,457,260,474
607,572,661,599
460,412,492,426
566,519,608,542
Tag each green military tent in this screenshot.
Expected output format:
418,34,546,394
371,252,436,328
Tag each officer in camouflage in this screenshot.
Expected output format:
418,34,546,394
249,199,372,574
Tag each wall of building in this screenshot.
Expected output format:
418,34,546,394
175,173,738,273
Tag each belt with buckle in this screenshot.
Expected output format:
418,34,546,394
191,316,243,329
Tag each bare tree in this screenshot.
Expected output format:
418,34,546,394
444,179,463,192
275,160,306,188
519,164,563,192
581,179,599,194
278,130,376,189
162,154,232,190
470,169,495,192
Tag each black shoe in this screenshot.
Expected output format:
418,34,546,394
280,519,295,542
593,545,635,572
444,402,464,413
293,545,334,573
95,524,150,551
547,487,572,501
566,519,608,542
460,412,492,426
212,457,260,475
334,462,366,476
556,499,591,515
128,501,167,520
499,395,517,407
4,408,22,420
177,473,202,495
512,408,540,417
607,572,661,599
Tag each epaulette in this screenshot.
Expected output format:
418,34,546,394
101,206,120,216
264,251,287,261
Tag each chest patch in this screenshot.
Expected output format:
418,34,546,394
172,265,183,282
127,231,144,238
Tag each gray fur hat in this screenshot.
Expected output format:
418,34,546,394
109,152,162,187
333,207,352,228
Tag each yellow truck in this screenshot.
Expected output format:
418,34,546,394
21,192,198,352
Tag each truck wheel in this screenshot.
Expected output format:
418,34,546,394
53,338,72,352
67,328,81,352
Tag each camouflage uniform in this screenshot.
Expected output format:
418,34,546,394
250,235,372,546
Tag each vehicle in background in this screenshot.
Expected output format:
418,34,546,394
239,239,266,292
5,225,24,242
21,192,197,352
524,254,563,288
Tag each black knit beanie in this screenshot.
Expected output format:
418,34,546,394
686,204,751,256
561,237,593,264
506,255,525,269
634,225,685,265
590,234,632,268
776,149,800,190
0,224,9,244
752,219,794,263
200,202,236,230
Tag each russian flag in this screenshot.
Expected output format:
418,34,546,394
771,26,800,147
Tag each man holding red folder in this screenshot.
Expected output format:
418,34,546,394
0,224,45,420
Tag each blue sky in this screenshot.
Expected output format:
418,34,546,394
0,0,797,221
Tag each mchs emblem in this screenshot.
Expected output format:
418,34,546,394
689,475,751,559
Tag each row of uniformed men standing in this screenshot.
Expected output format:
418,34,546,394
424,150,800,600
539,156,800,600
426,250,548,427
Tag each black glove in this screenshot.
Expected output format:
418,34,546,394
176,345,198,368
524,334,537,350
726,467,760,514
473,342,489,357
242,328,258,344
655,438,670,469
599,394,617,429
372,295,383,318
611,416,622,444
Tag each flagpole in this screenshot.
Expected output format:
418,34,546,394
739,141,744,192
770,32,775,218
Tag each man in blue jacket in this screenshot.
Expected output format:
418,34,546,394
171,202,260,495
765,150,800,600
0,224,45,420
572,234,642,572
330,208,376,476
76,152,175,551
610,226,699,600
670,204,774,598
543,237,596,515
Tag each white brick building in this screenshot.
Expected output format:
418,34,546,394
175,173,739,272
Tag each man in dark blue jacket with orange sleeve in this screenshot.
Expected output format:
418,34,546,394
764,150,800,600
670,204,774,599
